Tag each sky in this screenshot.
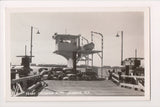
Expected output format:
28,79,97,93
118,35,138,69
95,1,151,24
10,12,144,66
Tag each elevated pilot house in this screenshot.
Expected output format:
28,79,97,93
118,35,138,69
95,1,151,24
53,33,80,68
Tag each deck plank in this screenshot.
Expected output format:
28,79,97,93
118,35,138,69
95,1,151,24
38,80,144,96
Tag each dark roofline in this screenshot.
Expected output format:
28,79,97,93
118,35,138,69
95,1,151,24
53,33,80,40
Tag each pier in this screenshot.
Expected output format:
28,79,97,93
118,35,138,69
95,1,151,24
39,80,144,96
11,33,145,97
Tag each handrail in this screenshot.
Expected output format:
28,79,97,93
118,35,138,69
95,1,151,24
120,83,144,91
121,75,144,79
11,74,46,97
110,73,144,91
11,75,40,84
112,73,119,78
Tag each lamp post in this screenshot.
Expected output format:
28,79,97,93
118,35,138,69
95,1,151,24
116,31,123,65
91,32,94,67
30,26,40,63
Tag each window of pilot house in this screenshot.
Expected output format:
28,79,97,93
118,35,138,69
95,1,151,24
63,40,71,43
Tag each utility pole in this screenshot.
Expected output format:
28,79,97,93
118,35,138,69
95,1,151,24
121,31,123,65
116,31,123,65
30,26,40,63
30,26,33,62
91,31,94,68
91,31,103,78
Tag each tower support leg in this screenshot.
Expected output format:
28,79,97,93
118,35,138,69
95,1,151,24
72,52,77,74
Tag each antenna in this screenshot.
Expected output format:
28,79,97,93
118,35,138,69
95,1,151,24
135,49,137,58
65,28,67,34
25,45,27,56
17,45,34,58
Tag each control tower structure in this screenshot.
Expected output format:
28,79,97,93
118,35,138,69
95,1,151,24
52,33,101,73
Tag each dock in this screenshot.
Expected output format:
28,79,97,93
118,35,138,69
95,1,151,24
39,80,144,96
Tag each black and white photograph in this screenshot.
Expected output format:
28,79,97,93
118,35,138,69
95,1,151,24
5,7,150,101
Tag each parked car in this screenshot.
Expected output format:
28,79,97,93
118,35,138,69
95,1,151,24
39,68,48,74
67,74,77,80
40,70,49,80
82,72,98,81
63,76,69,80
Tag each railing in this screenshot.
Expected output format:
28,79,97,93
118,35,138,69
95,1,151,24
111,73,119,84
11,75,41,84
110,72,144,91
11,74,47,97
